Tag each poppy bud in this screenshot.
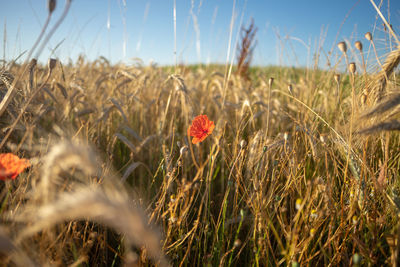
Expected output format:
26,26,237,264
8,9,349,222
365,32,373,41
349,62,356,74
268,77,274,88
48,0,56,14
355,41,363,51
334,74,340,84
48,58,57,72
338,42,347,53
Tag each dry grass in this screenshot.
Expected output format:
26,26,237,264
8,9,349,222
1,3,400,266
367,46,400,103
0,46,398,265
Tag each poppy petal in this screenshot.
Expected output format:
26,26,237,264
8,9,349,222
0,153,30,180
188,115,214,144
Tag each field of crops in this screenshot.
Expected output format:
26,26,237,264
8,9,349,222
1,1,400,266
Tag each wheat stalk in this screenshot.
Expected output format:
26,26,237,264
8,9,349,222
369,46,400,102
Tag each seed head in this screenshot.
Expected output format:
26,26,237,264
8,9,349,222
349,62,356,74
29,58,37,69
28,58,37,77
319,134,326,144
337,42,347,53
383,23,393,32
352,253,361,265
283,132,289,141
365,32,373,41
233,239,242,248
180,146,188,155
48,58,57,72
240,140,247,149
48,0,56,14
360,93,367,105
287,84,293,95
355,41,363,51
334,74,340,84
268,77,274,88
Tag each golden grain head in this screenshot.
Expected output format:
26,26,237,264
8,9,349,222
361,93,367,105
337,41,347,53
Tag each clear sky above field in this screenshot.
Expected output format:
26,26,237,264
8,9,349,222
1,0,399,68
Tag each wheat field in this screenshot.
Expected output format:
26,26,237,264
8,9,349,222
1,1,400,266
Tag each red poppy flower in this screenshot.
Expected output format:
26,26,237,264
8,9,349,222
188,115,215,144
0,153,30,180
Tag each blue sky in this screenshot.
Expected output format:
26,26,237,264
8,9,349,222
1,0,399,68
